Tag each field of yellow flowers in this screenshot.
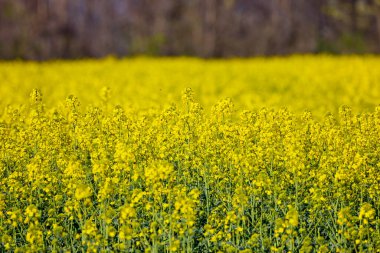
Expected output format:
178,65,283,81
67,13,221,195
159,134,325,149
1,56,380,252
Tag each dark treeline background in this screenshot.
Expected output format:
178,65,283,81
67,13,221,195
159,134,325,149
1,0,380,59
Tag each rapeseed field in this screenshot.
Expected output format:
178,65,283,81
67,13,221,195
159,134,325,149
1,56,380,252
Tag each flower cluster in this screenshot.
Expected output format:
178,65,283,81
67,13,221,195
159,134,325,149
1,57,380,252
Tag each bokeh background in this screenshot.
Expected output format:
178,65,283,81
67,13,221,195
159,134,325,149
1,0,380,59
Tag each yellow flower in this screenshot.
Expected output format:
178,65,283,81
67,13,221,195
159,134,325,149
286,206,299,227
75,184,92,200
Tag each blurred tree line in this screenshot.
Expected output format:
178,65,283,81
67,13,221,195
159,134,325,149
1,0,380,59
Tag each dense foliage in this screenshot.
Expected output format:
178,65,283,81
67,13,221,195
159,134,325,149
1,0,380,59
1,56,380,252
